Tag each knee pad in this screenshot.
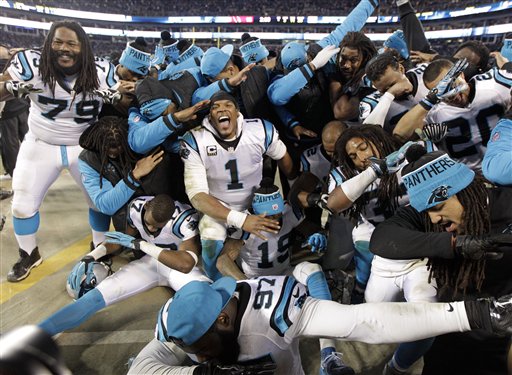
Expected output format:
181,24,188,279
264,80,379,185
88,209,111,232
13,212,40,235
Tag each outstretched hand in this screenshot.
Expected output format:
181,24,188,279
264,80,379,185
242,213,281,240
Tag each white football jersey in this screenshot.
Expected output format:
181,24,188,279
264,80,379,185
128,196,199,248
426,68,512,171
181,116,287,211
240,203,304,278
236,276,308,375
327,162,409,225
7,50,117,145
360,63,429,132
300,144,332,182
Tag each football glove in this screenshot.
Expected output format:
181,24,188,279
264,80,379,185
454,234,512,260
420,58,469,109
104,231,140,250
421,122,449,143
94,89,123,105
4,80,43,98
311,45,340,70
307,233,327,253
67,255,97,298
193,360,277,375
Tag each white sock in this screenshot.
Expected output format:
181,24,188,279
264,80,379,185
15,233,37,254
91,230,106,247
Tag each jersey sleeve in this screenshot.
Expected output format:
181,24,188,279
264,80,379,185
7,50,38,83
327,167,345,194
173,207,200,241
181,132,209,200
482,118,512,186
95,57,118,89
262,120,287,160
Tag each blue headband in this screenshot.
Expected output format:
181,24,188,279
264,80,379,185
119,43,151,76
252,191,285,215
174,44,204,66
140,98,172,120
240,39,269,64
402,154,475,212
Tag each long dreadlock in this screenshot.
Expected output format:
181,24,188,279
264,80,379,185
425,174,491,298
39,21,99,101
333,125,403,221
336,32,377,86
79,116,137,188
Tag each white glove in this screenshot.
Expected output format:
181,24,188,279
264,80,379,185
4,81,43,98
310,45,340,70
94,89,123,105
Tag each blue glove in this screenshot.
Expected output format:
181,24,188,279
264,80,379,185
384,141,415,172
420,58,469,109
104,231,139,249
308,233,327,253
67,255,95,295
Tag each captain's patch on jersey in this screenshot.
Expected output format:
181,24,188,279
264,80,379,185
206,145,217,156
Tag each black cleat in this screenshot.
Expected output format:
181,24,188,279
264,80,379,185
7,247,42,282
489,294,512,336
0,189,13,200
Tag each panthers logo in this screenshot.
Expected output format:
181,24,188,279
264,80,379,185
247,53,258,63
427,185,452,205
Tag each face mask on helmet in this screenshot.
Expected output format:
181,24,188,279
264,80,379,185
66,261,113,300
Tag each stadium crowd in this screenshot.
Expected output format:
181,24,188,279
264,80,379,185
0,0,511,374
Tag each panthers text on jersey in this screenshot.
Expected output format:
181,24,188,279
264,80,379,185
128,196,199,249
7,50,117,145
426,67,512,170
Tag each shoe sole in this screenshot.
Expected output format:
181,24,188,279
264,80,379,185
6,258,43,282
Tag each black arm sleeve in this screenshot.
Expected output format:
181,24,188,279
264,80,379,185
370,206,455,259
398,2,435,53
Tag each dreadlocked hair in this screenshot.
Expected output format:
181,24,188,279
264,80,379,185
425,174,491,298
80,116,137,188
39,21,99,100
332,125,402,221
337,32,377,84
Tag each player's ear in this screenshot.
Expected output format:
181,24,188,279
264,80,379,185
216,311,231,328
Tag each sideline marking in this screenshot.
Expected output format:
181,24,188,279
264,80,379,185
0,236,91,304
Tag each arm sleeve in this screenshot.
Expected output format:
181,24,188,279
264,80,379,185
127,339,196,375
263,120,288,160
482,119,512,186
78,159,139,216
370,206,455,260
128,108,181,154
398,1,434,53
267,66,314,105
318,0,377,48
362,92,395,126
182,137,209,200
191,79,233,104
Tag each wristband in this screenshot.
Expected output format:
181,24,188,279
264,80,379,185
88,244,108,260
341,167,378,203
227,210,248,229
185,250,199,267
139,241,163,260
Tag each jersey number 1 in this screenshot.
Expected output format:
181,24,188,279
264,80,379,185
225,159,244,190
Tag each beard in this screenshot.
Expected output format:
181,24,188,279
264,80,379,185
51,49,82,76
216,330,241,365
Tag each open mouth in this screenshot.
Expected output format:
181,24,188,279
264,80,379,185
441,221,457,233
218,115,230,126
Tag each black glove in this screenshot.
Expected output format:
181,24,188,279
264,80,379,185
94,89,123,105
367,157,388,177
306,192,332,214
193,361,277,375
454,234,512,260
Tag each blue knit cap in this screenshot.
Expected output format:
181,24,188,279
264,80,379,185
240,39,269,64
384,30,409,60
402,151,475,212
157,277,237,345
281,42,307,71
201,45,234,79
119,43,151,76
501,39,512,61
252,190,285,215
140,98,173,120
